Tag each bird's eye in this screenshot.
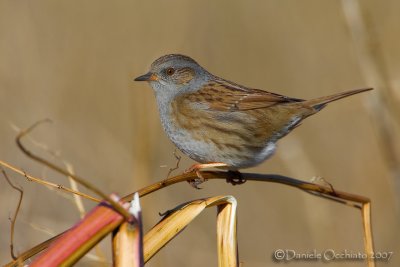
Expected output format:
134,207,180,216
166,68,175,76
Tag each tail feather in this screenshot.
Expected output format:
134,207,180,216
305,88,373,111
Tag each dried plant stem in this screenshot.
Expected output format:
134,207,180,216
4,233,64,267
123,171,373,266
1,168,23,260
0,159,100,202
12,124,108,264
143,195,238,266
29,195,127,266
362,202,374,266
215,196,238,267
112,193,144,267
165,150,181,179
65,163,87,218
5,170,373,266
123,171,370,204
15,119,131,221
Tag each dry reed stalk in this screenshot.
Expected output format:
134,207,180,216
0,159,100,202
215,196,238,267
29,195,127,266
1,168,23,260
3,168,374,266
143,195,238,266
112,193,144,267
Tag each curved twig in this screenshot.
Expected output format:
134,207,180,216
0,160,100,202
122,171,370,205
1,168,24,260
15,120,131,221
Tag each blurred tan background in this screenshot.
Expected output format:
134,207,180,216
1,0,399,266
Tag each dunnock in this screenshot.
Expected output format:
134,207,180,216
134,54,372,183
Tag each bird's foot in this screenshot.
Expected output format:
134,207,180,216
226,170,246,185
188,174,205,189
184,162,228,189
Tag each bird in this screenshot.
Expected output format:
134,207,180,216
134,54,372,186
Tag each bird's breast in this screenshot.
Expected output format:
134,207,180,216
160,96,278,167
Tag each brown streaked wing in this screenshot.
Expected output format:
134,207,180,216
189,79,304,112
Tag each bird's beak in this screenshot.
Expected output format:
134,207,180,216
134,72,158,82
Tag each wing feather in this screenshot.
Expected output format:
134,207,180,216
186,79,303,111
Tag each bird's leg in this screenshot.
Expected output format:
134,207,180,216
226,170,246,185
185,162,228,189
185,162,228,173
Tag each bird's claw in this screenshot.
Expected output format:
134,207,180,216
226,170,246,185
187,170,206,189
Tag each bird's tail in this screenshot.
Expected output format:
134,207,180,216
304,87,373,111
